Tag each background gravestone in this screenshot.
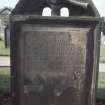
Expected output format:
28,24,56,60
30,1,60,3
10,0,102,105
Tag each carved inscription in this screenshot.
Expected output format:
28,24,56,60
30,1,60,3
20,25,90,105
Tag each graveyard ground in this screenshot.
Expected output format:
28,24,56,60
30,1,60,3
97,72,105,100
0,68,10,93
0,68,105,105
0,68,10,105
0,40,10,56
100,44,105,63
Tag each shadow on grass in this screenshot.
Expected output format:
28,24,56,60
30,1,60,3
96,89,105,105
97,89,105,101
0,75,10,92
0,69,10,105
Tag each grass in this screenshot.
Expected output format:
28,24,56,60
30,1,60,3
100,44,105,63
0,40,10,56
97,72,105,100
0,68,10,93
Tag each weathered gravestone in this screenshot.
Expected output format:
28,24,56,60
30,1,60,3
5,25,10,48
10,0,103,105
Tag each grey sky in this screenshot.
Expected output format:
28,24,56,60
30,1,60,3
0,0,18,8
0,0,105,16
93,0,105,16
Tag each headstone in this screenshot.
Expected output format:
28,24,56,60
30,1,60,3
10,0,101,105
11,0,98,16
5,25,10,48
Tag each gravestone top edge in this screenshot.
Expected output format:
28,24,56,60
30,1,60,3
10,15,101,22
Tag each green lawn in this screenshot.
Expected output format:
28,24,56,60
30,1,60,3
97,72,105,100
0,40,10,56
0,68,10,93
100,44,105,63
